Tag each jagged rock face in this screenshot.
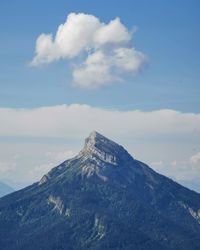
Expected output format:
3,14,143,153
0,132,200,250
42,131,141,184
81,131,132,165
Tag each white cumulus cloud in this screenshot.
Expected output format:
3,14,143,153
31,13,146,88
73,50,117,88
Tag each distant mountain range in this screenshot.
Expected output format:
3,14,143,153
0,181,14,198
0,131,200,249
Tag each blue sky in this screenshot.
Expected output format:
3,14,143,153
0,1,200,192
0,0,199,111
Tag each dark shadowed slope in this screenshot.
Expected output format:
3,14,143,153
0,131,200,250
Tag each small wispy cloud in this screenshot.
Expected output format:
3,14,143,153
29,150,75,180
45,150,75,162
151,153,200,182
31,13,147,88
190,152,200,165
0,162,16,174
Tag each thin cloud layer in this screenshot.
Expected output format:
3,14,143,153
0,104,200,139
31,13,147,88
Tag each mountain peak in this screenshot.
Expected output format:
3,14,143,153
79,131,133,166
84,131,117,149
40,131,135,184
1,133,200,250
85,131,105,145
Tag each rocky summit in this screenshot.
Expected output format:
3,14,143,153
0,131,200,250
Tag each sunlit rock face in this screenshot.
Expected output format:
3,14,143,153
0,132,200,250
75,131,142,182
81,131,122,165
